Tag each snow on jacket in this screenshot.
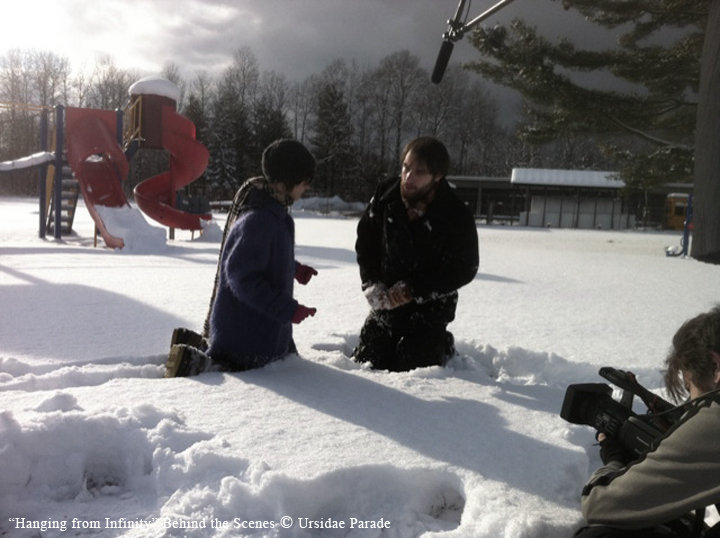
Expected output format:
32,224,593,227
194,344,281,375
355,176,479,323
581,390,720,529
207,187,298,369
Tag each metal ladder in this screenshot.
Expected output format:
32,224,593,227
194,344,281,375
47,165,80,235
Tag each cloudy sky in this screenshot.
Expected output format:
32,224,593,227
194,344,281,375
1,0,608,83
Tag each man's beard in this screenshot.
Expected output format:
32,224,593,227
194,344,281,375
401,180,438,205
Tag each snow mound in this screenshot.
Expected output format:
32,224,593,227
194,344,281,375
96,205,168,253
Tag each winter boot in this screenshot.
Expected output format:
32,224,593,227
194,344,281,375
165,344,213,378
170,327,208,351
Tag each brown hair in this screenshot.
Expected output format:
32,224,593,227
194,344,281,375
401,137,450,178
664,305,720,401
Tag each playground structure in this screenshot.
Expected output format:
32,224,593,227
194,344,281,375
0,76,210,248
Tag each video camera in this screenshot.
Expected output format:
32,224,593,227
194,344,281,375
561,367,686,457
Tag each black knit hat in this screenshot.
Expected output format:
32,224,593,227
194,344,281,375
261,139,315,187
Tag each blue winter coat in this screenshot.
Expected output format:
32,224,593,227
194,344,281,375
207,188,298,369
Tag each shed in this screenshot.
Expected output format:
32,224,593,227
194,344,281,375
511,168,635,229
448,175,518,224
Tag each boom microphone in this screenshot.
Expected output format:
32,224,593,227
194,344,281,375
430,0,517,84
431,40,454,84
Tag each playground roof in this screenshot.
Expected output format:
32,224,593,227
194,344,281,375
511,168,624,189
128,76,181,102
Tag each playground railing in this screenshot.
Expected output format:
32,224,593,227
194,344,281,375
123,96,143,149
0,101,51,113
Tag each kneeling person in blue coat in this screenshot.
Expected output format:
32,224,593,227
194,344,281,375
166,139,317,376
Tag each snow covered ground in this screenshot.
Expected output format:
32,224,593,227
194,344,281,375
1,195,718,537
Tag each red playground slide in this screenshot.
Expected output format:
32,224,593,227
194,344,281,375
65,107,130,249
133,105,211,231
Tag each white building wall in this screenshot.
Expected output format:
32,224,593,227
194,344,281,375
521,196,636,229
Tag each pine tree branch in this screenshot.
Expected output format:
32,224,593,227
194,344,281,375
606,114,693,150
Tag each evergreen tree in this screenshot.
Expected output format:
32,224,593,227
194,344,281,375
183,94,209,143
205,78,249,198
204,48,260,198
250,71,293,170
466,0,706,191
467,0,720,262
251,96,292,167
309,82,359,200
183,92,211,196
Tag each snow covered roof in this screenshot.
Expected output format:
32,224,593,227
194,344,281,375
0,151,54,172
511,168,624,189
128,76,181,102
448,175,509,184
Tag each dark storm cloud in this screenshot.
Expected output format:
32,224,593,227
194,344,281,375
147,0,613,81
9,0,618,87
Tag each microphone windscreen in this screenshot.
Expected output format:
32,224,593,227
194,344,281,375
431,40,454,84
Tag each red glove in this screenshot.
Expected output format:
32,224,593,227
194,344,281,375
295,263,318,285
292,304,316,324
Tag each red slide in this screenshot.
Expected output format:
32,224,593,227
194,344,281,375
133,105,211,230
65,107,130,249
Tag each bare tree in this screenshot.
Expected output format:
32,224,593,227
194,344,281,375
390,51,425,169
162,61,186,108
0,49,71,192
0,49,33,105
30,51,70,107
351,67,377,162
289,78,313,143
258,70,289,111
411,64,467,139
228,47,259,107
71,70,91,108
188,71,214,116
376,51,425,173
87,55,136,110
367,60,393,168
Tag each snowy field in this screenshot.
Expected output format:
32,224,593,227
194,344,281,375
1,195,718,538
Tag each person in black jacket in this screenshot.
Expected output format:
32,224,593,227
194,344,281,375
353,136,479,371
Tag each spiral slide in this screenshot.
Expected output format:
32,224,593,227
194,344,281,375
133,105,211,231
65,107,130,249
64,106,210,248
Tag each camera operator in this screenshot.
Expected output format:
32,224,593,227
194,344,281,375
575,306,720,538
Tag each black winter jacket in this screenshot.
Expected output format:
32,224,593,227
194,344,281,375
355,176,479,324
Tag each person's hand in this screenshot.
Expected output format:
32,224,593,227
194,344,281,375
364,283,391,310
363,282,413,310
386,281,412,309
597,434,634,465
295,263,317,285
292,304,316,324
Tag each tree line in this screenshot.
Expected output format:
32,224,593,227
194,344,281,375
2,2,716,261
1,46,615,201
